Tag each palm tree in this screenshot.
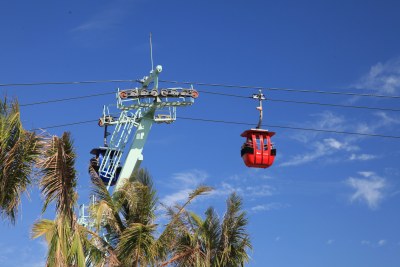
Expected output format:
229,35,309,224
89,167,212,266
88,168,157,266
1,96,252,266
218,193,252,267
165,193,252,267
32,132,101,267
0,97,42,223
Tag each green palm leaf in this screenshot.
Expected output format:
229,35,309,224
33,131,90,267
0,97,42,223
117,222,157,266
218,193,252,266
37,132,77,219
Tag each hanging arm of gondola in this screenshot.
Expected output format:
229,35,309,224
253,90,265,129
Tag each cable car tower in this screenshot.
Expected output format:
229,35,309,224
89,65,198,192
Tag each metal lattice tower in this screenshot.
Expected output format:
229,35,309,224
94,65,198,192
78,65,199,242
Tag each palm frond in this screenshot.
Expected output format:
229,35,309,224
157,186,211,248
188,185,213,202
157,186,213,266
203,207,221,265
218,193,252,266
38,132,77,220
168,231,207,267
0,97,43,223
189,211,204,229
129,168,153,187
31,218,56,241
33,217,92,267
90,169,124,234
116,222,157,266
68,225,86,267
123,169,157,225
32,218,69,267
79,224,120,266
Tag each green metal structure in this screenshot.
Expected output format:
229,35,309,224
91,65,198,192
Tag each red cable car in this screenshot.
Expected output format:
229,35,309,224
241,129,276,168
241,91,276,168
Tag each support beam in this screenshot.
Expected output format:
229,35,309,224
114,113,154,191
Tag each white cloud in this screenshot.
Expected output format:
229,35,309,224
281,110,400,167
358,171,376,178
326,239,334,245
170,169,208,188
245,185,275,197
378,240,387,247
280,141,329,167
212,183,275,199
160,170,209,206
250,202,289,213
160,188,193,207
375,111,400,125
346,173,386,209
349,154,377,161
352,112,400,138
260,174,274,180
291,112,345,144
211,182,243,197
313,112,346,131
354,57,400,94
72,5,128,32
251,205,268,212
161,169,277,207
281,138,355,167
325,138,343,149
281,110,378,167
361,239,387,247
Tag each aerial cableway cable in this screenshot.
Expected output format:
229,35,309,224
18,90,400,112
2,79,400,99
0,79,136,87
8,80,400,139
29,117,400,140
30,120,98,131
160,80,400,99
196,90,400,112
20,92,113,107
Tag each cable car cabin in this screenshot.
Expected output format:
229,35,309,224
240,129,276,168
89,147,122,186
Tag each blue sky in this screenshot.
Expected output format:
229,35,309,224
1,0,400,266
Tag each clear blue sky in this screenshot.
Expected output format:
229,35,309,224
1,0,400,266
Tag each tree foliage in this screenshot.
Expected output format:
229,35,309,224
89,168,214,266
0,97,252,266
32,133,100,267
163,193,252,267
0,97,42,223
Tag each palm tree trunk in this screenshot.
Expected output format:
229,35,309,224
133,246,140,267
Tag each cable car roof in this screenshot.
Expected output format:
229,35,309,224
240,129,276,137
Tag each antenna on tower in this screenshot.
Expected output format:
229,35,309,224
150,32,154,71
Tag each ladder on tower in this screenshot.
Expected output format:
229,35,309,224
98,109,141,189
